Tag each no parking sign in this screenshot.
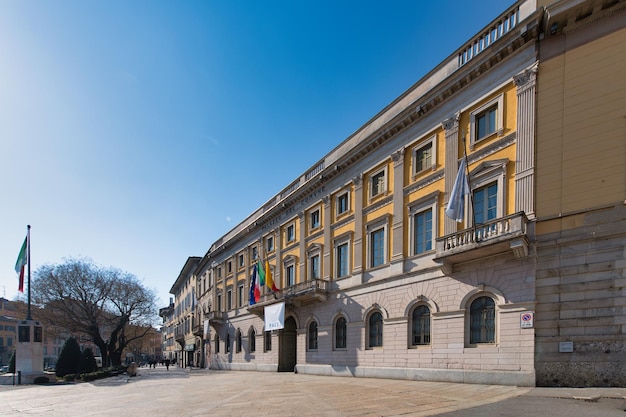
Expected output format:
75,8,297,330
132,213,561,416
520,311,534,328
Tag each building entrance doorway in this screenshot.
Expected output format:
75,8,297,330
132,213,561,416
278,316,297,372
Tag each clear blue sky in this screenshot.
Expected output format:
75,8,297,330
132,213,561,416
1,0,511,308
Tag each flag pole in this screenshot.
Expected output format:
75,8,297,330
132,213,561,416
26,225,32,320
461,132,476,229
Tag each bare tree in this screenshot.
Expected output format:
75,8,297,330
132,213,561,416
32,258,158,366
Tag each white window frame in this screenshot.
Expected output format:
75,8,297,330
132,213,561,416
468,160,507,227
286,223,295,242
408,192,439,256
369,166,387,200
336,191,350,217
366,216,389,269
284,256,296,287
310,208,320,231
469,93,504,149
413,134,437,176
333,232,352,279
307,243,322,280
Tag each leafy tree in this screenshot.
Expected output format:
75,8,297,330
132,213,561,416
81,347,97,373
56,337,81,377
32,258,158,366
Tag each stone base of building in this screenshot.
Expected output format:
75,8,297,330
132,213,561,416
536,360,626,387
294,364,535,387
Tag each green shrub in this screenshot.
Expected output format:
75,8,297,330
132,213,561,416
63,373,77,382
56,338,81,378
80,348,97,374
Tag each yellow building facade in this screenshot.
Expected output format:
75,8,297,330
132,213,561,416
164,0,625,387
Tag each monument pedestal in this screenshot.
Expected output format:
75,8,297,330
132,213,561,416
15,320,45,383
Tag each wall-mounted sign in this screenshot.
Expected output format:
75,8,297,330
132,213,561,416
520,311,534,328
559,341,574,353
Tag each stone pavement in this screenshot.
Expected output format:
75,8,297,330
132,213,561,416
0,365,624,417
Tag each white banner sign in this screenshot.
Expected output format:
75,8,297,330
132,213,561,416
264,302,285,330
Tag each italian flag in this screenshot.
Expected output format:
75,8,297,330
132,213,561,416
15,236,27,293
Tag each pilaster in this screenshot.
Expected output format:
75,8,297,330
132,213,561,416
390,148,405,273
352,174,364,280
513,62,538,219
443,112,461,235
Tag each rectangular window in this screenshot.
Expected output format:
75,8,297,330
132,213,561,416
414,209,433,254
310,210,320,230
266,236,274,252
336,243,348,277
476,105,497,139
227,261,232,274
287,224,295,242
370,228,385,267
470,94,503,148
337,192,349,215
474,183,498,224
217,294,222,312
238,284,244,307
416,142,433,173
371,170,385,197
286,264,295,286
217,267,222,278
238,254,244,268
310,255,320,279
226,290,232,311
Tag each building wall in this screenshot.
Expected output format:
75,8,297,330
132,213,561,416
535,6,626,386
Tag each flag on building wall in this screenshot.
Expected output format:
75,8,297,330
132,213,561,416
15,235,27,293
249,265,258,305
253,263,261,303
257,259,266,287
445,158,470,222
265,259,279,292
264,301,285,330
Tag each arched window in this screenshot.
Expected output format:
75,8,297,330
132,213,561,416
308,321,318,350
411,305,431,346
226,333,231,353
214,334,220,354
236,329,242,353
368,311,383,348
470,296,495,344
335,317,347,349
249,328,256,353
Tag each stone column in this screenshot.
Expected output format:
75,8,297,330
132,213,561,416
390,148,405,274
352,174,364,283
443,112,461,235
513,62,538,219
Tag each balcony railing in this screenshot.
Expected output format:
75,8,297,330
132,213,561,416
435,212,529,272
248,279,330,314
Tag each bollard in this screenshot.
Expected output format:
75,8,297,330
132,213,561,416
17,371,21,385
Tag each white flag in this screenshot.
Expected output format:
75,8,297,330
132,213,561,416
264,302,285,330
445,158,470,222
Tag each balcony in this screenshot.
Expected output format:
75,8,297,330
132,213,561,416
206,311,225,327
435,212,529,273
248,279,330,314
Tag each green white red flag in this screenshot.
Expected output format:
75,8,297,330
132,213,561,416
15,236,27,293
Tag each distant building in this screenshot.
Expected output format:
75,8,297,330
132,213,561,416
168,0,625,387
0,298,18,366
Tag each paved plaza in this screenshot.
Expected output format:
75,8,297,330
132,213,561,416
0,366,624,416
